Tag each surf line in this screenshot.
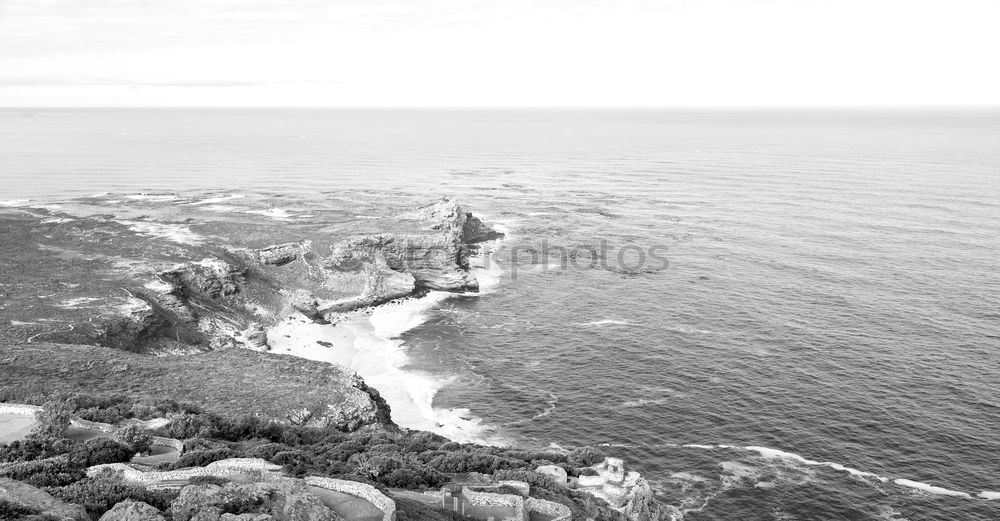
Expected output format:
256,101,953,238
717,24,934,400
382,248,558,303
680,443,994,500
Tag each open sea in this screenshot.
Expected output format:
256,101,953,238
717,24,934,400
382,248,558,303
2,108,999,520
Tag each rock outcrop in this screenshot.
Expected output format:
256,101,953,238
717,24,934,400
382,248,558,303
0,477,89,521
231,242,307,267
571,458,665,521
98,500,167,521
0,198,502,353
328,199,503,293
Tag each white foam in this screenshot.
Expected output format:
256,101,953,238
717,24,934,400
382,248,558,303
143,280,174,293
244,208,294,220
10,321,37,326
622,397,671,408
579,319,631,327
0,199,30,207
370,292,451,339
59,297,102,308
978,491,1000,500
41,217,73,224
124,193,179,202
742,446,889,482
202,205,240,213
188,194,245,205
116,220,203,245
345,308,501,445
682,444,890,483
894,479,971,498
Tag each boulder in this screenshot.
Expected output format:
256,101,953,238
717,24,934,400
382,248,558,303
98,500,166,521
0,477,89,521
288,289,325,322
535,465,568,486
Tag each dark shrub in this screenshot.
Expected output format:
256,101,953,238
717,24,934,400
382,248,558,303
0,457,86,487
68,438,135,467
33,401,74,438
0,497,40,518
113,424,154,454
49,469,177,518
494,469,564,494
393,498,467,521
167,448,234,470
567,446,604,468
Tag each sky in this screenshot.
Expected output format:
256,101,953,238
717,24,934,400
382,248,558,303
1,0,999,107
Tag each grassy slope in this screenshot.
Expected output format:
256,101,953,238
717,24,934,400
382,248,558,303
0,343,390,429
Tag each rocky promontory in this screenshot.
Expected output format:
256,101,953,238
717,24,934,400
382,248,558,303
0,197,502,353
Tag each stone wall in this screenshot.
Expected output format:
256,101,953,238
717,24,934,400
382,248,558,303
88,458,284,484
497,480,530,497
461,486,525,521
70,418,116,433
305,476,396,521
525,498,572,521
151,436,184,453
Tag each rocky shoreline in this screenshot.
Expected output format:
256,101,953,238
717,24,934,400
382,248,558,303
1,198,503,353
1,195,667,520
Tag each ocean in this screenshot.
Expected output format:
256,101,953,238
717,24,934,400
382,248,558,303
2,108,999,520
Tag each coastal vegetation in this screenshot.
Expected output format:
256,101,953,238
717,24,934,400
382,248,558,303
2,366,630,520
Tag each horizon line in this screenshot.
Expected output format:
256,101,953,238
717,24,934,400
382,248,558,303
3,105,1000,111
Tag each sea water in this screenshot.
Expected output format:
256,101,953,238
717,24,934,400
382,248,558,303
2,108,999,520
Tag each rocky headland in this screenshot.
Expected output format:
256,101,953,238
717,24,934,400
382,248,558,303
0,198,502,353
0,194,665,521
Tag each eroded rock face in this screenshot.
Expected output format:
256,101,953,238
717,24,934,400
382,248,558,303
328,199,503,293
171,481,341,521
0,477,89,521
232,242,306,266
98,500,167,521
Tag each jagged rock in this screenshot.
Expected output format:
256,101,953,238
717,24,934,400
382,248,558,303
160,258,244,300
400,198,504,245
462,213,504,244
232,242,305,266
221,515,275,521
243,324,269,351
288,289,325,322
328,234,475,291
171,481,340,521
98,500,166,521
0,477,89,521
327,199,502,292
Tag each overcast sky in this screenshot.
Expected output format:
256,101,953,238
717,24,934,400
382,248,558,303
1,0,998,107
